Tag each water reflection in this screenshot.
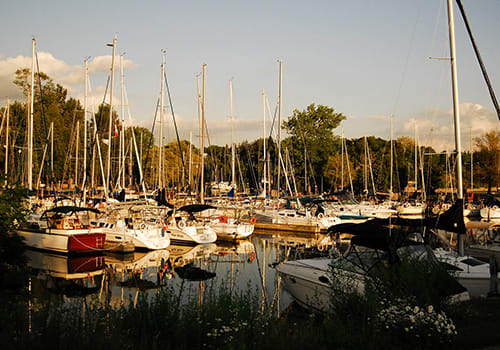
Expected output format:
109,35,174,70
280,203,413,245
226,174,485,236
25,233,339,314
26,250,104,298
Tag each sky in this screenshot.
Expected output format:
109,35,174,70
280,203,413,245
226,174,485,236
0,0,499,152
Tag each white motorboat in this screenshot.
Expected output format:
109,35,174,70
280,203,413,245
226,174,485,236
276,221,470,311
434,249,499,298
18,206,106,254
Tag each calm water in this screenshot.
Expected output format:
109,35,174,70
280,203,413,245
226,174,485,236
25,217,497,314
25,231,334,314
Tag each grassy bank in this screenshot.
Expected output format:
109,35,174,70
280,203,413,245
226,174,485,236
2,279,500,350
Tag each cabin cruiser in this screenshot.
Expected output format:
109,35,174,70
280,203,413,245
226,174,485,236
276,217,470,311
18,206,106,254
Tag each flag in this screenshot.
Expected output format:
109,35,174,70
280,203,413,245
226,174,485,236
114,121,118,138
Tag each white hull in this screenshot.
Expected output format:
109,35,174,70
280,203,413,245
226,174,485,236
276,258,364,311
93,219,170,250
168,225,217,245
254,208,341,229
434,250,499,297
210,217,254,240
396,203,426,215
480,207,500,219
17,227,106,254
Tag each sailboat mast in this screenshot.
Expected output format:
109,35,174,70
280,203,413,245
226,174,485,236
470,128,473,191
82,58,88,191
28,38,35,191
159,51,165,189
390,115,393,198
414,122,418,196
262,90,267,198
189,131,193,188
106,34,117,196
196,74,201,194
4,99,9,186
341,128,344,190
447,0,464,200
277,60,282,200
201,64,206,204
75,121,79,186
364,136,368,196
230,79,235,189
120,54,126,189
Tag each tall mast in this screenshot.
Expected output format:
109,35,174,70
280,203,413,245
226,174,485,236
390,115,393,198
447,0,463,200
82,58,88,191
50,122,53,178
341,128,344,190
414,121,418,195
262,89,267,197
201,64,206,204
159,51,165,189
189,131,193,188
230,79,235,189
277,60,282,200
4,98,9,186
105,34,117,196
120,54,126,189
470,127,473,191
364,136,368,196
196,74,201,194
75,121,79,187
28,38,35,191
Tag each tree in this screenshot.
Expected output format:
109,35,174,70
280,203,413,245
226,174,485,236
283,104,346,193
0,184,28,293
474,130,500,194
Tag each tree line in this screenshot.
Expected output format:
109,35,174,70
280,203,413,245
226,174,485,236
0,70,498,198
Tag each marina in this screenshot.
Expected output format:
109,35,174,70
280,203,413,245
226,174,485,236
0,0,499,348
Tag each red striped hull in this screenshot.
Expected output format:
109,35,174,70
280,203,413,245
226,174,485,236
68,233,106,253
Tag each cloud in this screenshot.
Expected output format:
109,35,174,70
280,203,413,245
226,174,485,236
0,51,136,104
88,55,136,75
398,103,499,152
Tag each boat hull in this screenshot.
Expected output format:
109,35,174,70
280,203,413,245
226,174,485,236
17,227,106,254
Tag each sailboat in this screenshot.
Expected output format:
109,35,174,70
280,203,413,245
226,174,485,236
396,122,427,215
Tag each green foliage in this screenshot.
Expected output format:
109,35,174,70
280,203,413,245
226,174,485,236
0,183,28,293
474,130,500,193
282,104,346,193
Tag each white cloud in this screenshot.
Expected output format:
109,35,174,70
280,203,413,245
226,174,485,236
0,51,136,105
398,103,499,152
